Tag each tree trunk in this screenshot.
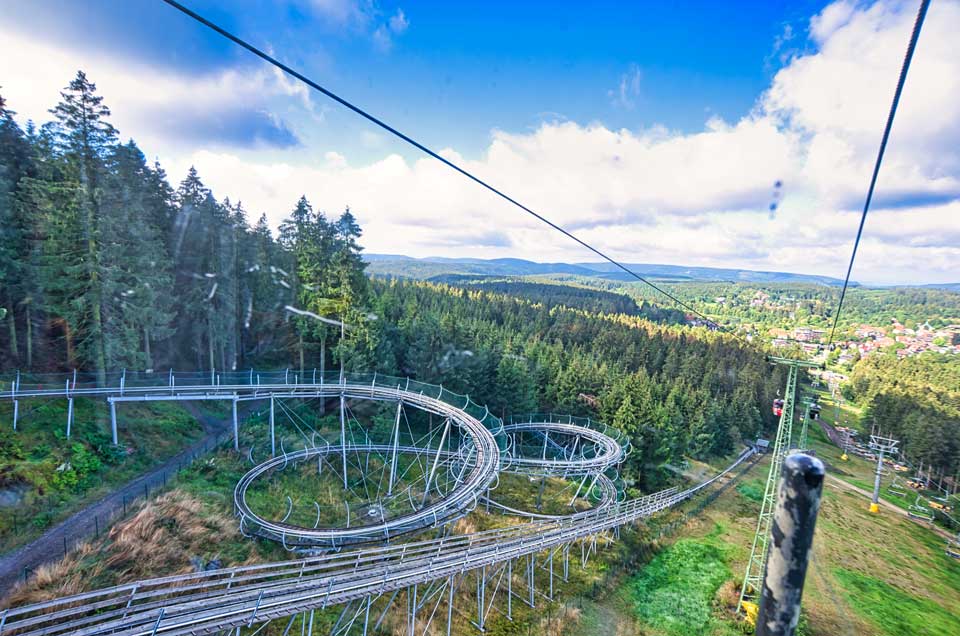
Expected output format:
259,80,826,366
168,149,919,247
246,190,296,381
24,302,32,369
80,162,107,387
207,312,215,373
143,326,152,371
299,332,305,376
60,318,77,369
5,302,18,362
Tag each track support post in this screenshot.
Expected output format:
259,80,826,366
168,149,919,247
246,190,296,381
110,399,118,445
446,575,455,636
340,392,348,489
388,400,402,495
232,397,239,452
270,396,276,457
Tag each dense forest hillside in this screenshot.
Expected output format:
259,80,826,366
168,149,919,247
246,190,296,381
848,353,960,479
0,71,369,379
360,279,785,488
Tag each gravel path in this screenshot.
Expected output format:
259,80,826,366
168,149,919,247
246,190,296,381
0,402,236,599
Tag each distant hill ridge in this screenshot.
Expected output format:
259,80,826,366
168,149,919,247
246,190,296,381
364,254,852,286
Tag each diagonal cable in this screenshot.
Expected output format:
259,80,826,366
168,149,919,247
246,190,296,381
828,0,930,345
160,0,718,328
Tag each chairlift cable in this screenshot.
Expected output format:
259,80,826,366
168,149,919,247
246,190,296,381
827,0,930,346
159,0,720,329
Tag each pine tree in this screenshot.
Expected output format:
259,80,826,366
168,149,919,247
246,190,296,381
100,141,175,370
0,92,33,365
47,71,118,384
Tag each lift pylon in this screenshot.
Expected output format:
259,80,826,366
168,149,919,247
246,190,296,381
737,356,819,621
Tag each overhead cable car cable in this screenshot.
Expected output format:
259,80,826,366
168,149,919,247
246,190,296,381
160,0,720,329
827,0,930,346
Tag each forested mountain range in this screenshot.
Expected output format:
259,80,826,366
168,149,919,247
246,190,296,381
368,257,960,335
365,254,851,285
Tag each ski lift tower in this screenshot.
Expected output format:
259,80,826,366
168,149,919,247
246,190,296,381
737,356,820,620
868,434,899,513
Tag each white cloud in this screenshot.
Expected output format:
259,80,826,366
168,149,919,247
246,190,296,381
389,9,409,34
309,0,369,26
3,0,957,285
372,8,410,52
308,1,409,51
372,26,394,53
810,0,857,43
166,0,960,285
764,0,960,209
0,24,308,152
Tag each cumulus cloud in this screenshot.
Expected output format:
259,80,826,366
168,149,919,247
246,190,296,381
3,0,956,285
0,24,306,151
165,0,960,285
810,0,857,43
763,0,960,210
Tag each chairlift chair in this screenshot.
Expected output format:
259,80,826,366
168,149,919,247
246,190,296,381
908,495,934,522
887,475,907,497
772,399,784,417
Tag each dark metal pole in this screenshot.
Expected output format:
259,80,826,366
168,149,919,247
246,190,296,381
756,454,825,636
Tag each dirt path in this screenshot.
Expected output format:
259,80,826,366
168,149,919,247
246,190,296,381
0,402,237,599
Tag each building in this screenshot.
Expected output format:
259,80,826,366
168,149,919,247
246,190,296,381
794,327,826,342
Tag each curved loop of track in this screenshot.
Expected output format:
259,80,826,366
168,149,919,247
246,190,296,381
1,449,755,636
229,382,502,548
483,418,626,519
236,444,485,547
499,420,626,477
481,473,627,520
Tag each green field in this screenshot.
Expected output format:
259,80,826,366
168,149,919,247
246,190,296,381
570,450,960,636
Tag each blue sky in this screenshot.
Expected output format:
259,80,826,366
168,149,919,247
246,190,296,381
5,0,827,156
2,0,959,284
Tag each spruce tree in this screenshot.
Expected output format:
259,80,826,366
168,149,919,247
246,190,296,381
48,71,118,385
